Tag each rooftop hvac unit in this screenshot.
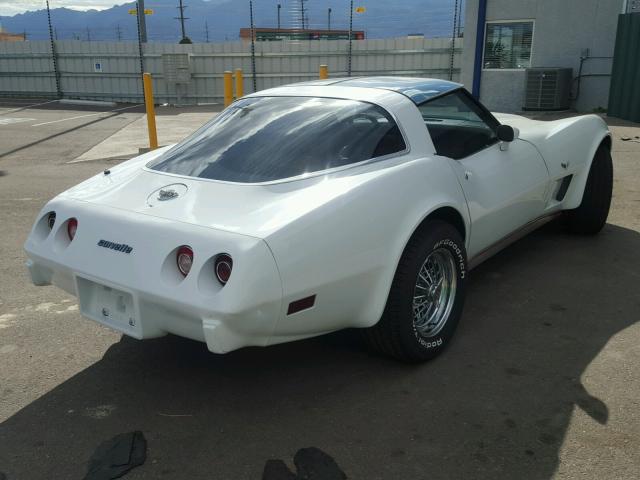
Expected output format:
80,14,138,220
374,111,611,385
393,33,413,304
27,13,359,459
523,68,573,111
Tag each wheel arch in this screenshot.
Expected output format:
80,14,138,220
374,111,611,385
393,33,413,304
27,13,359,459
410,206,467,245
564,131,612,209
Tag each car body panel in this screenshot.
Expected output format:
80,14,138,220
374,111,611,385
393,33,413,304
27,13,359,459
494,113,611,210
445,138,549,258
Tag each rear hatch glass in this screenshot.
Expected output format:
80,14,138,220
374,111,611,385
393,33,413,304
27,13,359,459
147,96,406,183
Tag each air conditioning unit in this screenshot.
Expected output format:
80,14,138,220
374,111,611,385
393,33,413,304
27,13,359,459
523,68,573,111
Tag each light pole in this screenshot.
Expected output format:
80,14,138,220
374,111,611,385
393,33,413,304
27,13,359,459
328,7,332,30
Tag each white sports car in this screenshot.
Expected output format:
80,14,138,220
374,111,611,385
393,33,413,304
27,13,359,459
24,77,613,362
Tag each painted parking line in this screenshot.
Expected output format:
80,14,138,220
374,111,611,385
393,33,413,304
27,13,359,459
0,99,59,115
31,104,143,127
0,117,36,126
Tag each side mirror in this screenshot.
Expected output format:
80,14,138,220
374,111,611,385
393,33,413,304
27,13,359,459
497,124,517,142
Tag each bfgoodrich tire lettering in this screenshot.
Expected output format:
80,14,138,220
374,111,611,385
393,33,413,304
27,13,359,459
363,220,467,362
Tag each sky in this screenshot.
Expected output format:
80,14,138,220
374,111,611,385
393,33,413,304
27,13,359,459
0,0,124,16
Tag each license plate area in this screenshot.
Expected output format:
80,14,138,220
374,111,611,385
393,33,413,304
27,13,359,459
77,276,140,336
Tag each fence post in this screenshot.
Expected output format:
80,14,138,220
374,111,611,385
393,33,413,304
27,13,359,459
235,69,244,98
143,73,158,150
224,71,233,107
319,65,329,79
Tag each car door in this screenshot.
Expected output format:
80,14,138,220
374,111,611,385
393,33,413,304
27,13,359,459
419,90,549,259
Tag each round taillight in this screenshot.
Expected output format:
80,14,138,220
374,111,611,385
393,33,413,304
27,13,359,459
177,246,194,277
47,212,56,230
215,254,233,285
67,218,78,241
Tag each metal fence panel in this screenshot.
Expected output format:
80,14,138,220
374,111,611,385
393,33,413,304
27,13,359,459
0,38,462,104
608,13,640,122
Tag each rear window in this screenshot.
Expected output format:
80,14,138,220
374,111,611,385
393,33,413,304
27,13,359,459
147,96,406,183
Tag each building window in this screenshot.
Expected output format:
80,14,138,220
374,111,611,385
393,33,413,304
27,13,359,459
483,21,534,70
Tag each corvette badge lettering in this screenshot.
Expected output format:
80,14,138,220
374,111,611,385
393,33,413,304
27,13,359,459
97,239,133,254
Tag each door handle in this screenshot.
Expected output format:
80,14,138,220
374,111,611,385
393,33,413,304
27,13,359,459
464,171,472,180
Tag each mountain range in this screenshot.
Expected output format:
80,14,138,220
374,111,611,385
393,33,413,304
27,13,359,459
0,0,462,43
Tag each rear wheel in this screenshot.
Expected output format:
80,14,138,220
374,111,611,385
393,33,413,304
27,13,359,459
564,145,613,234
363,220,467,362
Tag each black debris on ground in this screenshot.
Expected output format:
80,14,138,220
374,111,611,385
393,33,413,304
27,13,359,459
83,431,147,480
263,447,347,480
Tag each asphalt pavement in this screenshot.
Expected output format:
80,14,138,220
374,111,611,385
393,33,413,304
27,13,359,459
0,100,639,479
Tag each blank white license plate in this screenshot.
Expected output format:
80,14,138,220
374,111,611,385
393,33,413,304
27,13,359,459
77,277,137,333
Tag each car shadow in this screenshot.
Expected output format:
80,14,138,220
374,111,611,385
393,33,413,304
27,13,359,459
0,222,638,479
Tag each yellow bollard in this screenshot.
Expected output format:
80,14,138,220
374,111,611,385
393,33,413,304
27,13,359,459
234,68,244,99
319,64,329,80
142,72,158,150
224,71,233,107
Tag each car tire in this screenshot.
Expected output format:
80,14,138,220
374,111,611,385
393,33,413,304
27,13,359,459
363,220,467,362
564,144,613,235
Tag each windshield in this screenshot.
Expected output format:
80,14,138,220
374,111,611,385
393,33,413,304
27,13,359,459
147,96,406,183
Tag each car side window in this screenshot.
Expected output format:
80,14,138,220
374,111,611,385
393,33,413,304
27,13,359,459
418,90,500,160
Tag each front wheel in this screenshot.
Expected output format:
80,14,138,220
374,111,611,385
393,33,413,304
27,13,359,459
363,220,467,362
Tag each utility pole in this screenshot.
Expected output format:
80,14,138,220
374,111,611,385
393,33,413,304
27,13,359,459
449,0,459,80
176,0,190,43
348,0,353,76
301,0,306,29
457,0,463,37
137,0,148,42
328,7,332,30
249,0,257,91
135,0,145,94
45,0,62,98
86,26,91,41
23,29,27,40
54,27,58,40
277,3,281,30
116,24,122,41
205,20,210,42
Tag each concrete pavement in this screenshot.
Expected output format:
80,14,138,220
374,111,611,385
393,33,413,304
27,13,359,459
0,101,639,479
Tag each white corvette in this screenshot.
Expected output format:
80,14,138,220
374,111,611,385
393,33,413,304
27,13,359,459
24,77,613,362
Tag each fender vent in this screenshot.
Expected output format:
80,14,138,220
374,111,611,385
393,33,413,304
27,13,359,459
555,175,573,201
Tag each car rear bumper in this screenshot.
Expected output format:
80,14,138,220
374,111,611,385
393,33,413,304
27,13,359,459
24,199,283,354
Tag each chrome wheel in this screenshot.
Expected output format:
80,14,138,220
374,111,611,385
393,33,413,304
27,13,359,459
412,248,457,338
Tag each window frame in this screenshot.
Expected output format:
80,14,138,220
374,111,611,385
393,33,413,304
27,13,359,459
417,88,502,159
482,19,535,71
144,95,412,186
